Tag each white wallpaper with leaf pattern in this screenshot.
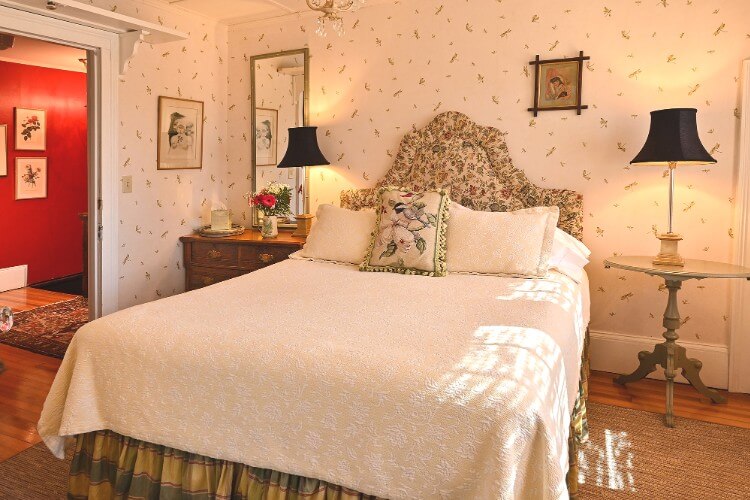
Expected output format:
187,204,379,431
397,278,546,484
227,0,749,347
85,0,229,309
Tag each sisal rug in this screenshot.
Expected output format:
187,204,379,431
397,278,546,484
0,296,88,359
1,403,749,499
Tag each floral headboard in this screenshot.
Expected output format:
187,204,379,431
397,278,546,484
340,111,584,240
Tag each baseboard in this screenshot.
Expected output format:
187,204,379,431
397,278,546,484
589,329,729,390
0,265,28,292
32,273,84,296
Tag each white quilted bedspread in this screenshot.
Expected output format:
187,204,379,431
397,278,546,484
39,259,589,499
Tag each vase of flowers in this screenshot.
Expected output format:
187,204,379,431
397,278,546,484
248,182,292,238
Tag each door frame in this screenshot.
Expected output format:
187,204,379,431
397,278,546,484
0,4,119,318
730,58,750,393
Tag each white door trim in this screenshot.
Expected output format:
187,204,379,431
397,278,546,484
729,59,750,393
0,4,119,317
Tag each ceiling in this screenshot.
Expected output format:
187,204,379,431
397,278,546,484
161,0,312,25
0,33,87,73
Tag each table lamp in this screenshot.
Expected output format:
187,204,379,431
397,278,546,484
277,126,330,237
631,108,716,267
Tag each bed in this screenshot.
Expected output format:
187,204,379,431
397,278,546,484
39,111,590,499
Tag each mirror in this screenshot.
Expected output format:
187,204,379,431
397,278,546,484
250,49,310,229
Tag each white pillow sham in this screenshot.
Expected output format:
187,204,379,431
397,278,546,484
446,204,560,277
549,228,590,282
296,204,376,265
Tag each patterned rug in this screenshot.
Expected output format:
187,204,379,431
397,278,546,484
0,403,749,499
0,296,88,359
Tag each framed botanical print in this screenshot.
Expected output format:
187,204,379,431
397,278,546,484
15,157,47,200
255,108,278,166
528,51,589,117
15,108,46,151
0,124,7,177
157,96,204,170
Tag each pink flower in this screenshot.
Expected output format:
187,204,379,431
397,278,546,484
261,194,276,208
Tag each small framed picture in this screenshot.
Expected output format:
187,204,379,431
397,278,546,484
15,157,47,200
15,108,46,151
255,108,278,166
157,96,204,170
0,124,7,177
528,52,589,117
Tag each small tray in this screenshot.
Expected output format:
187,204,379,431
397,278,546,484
197,224,246,238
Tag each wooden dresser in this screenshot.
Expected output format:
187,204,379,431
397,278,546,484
180,230,306,291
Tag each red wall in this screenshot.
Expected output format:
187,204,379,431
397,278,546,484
0,61,88,284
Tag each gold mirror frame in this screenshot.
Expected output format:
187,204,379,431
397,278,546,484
250,48,310,229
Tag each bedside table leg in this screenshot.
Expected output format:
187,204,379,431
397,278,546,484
662,278,682,428
614,347,662,385
665,342,676,427
679,357,727,404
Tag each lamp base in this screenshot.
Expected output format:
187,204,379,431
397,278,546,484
653,233,685,267
293,213,315,237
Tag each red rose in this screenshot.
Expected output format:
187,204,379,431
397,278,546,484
261,194,276,208
250,194,264,206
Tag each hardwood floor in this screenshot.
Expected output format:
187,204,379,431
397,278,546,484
0,287,78,313
589,370,750,429
0,344,61,462
0,287,73,461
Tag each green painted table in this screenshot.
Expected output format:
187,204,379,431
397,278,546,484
604,256,750,427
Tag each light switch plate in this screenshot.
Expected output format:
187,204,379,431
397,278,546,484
121,175,133,193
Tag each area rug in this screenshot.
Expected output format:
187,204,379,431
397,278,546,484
0,296,88,359
1,402,749,499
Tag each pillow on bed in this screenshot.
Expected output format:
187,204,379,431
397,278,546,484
447,204,560,277
297,204,376,265
360,187,451,276
549,228,590,282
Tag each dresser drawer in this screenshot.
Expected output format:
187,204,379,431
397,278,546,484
187,266,241,290
191,242,239,268
238,245,297,270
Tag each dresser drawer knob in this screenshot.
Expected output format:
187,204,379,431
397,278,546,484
202,276,215,286
207,249,222,259
259,253,275,264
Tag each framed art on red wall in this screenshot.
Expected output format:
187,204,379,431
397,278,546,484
15,107,46,151
15,157,47,200
0,124,6,176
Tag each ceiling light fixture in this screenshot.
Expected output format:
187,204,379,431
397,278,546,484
306,0,365,37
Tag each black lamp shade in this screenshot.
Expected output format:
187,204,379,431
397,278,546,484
630,108,716,166
277,126,330,168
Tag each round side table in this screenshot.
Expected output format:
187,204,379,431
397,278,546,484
604,256,750,427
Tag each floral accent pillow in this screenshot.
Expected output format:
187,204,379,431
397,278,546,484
360,187,450,276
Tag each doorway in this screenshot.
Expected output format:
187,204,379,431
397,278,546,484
0,3,120,320
0,32,90,358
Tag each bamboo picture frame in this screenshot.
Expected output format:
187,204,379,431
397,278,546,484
528,51,589,117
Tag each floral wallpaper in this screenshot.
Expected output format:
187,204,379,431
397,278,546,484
87,0,229,309
227,0,749,346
